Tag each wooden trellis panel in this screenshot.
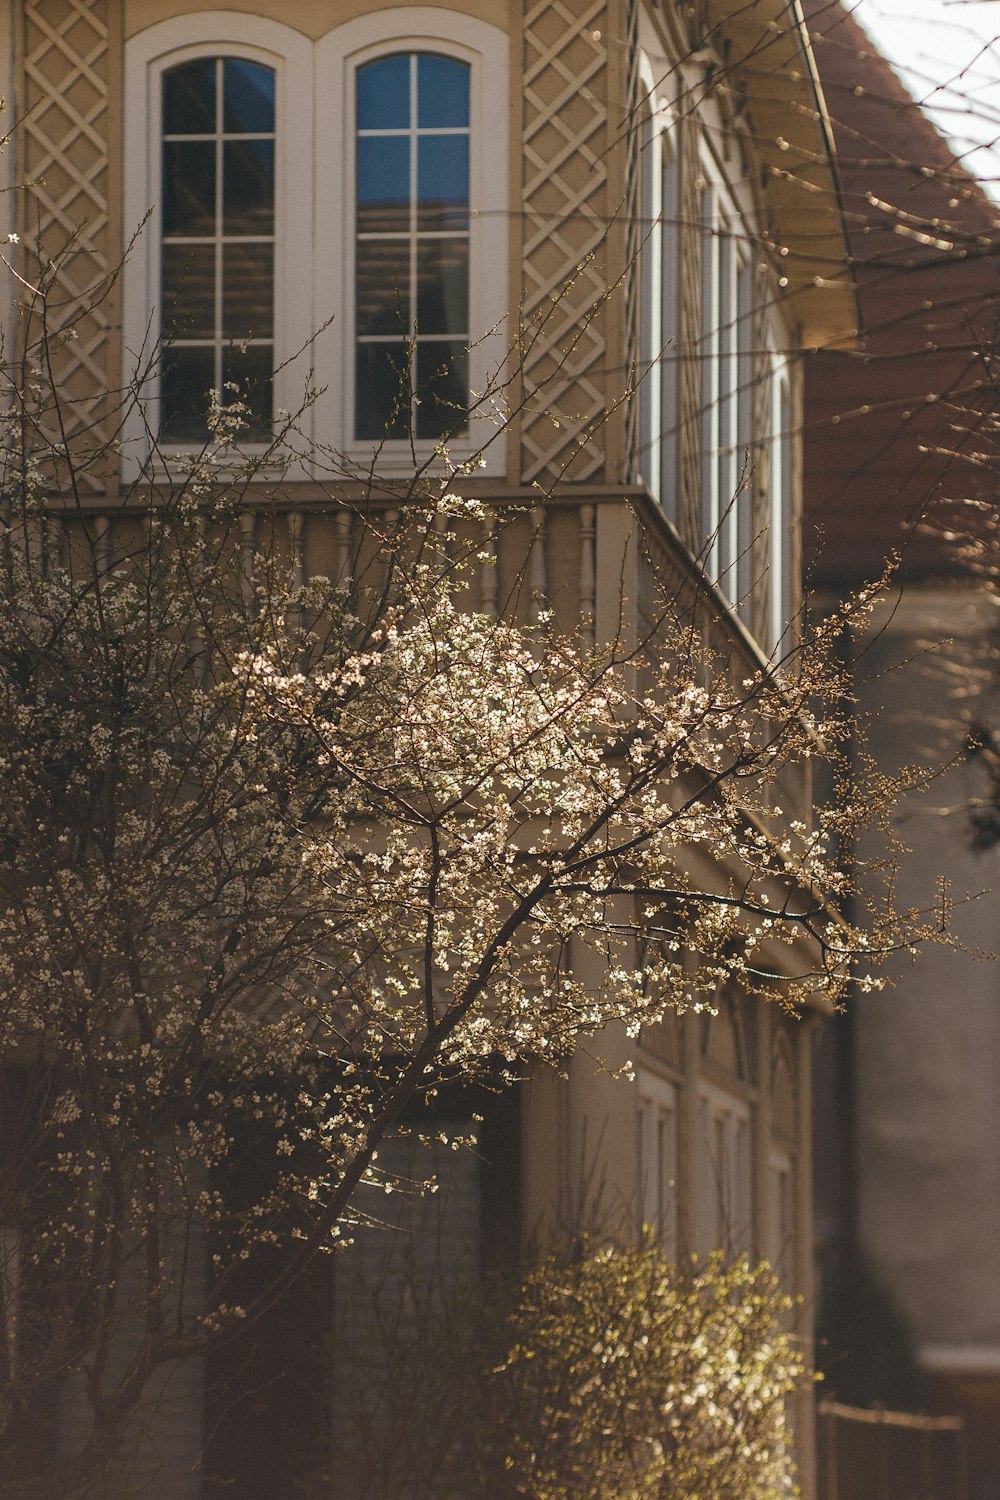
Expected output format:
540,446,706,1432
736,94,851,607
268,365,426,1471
520,0,610,485
675,117,703,547
621,0,641,483
18,0,119,487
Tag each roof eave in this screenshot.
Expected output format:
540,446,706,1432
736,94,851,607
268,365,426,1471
710,0,860,348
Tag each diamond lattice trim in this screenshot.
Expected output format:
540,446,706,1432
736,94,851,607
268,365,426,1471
621,0,641,482
521,0,610,483
19,0,113,478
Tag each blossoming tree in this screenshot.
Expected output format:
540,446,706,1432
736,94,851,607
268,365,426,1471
0,262,940,1497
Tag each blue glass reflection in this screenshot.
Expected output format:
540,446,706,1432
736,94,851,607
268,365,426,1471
417,55,469,129
415,341,468,438
356,342,410,440
223,139,275,233
223,60,275,134
357,137,410,232
357,55,410,131
417,136,468,225
163,140,216,235
163,59,216,135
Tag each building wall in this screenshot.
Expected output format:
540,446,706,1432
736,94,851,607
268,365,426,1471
803,5,1000,1493
4,0,836,1495
819,586,1000,1499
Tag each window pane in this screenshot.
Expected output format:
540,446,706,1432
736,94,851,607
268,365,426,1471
416,237,467,336
417,136,468,230
162,242,215,339
223,59,275,134
357,241,410,336
357,137,409,234
222,243,273,339
415,340,467,438
417,56,469,128
223,139,274,234
163,59,216,135
160,345,215,441
356,342,411,441
357,55,410,131
163,140,216,235
223,343,273,440
159,54,276,446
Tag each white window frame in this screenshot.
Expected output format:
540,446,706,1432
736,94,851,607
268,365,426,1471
315,10,509,477
698,160,748,600
697,1080,753,1258
637,1067,679,1261
735,258,755,624
658,135,681,522
637,83,681,521
637,96,659,496
765,324,794,656
767,1142,795,1286
122,13,315,481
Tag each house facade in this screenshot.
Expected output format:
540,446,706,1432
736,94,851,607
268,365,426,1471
1,0,857,1494
803,3,1000,1495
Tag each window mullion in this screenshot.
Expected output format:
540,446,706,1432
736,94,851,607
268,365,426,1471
214,58,224,405
409,52,419,433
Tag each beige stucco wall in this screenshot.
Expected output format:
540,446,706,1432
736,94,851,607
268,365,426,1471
845,584,1000,1359
124,0,515,40
9,2,829,1490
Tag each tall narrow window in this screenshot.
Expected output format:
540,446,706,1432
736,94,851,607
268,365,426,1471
697,1084,753,1258
699,183,721,579
638,105,658,493
160,58,275,441
637,122,681,515
355,53,470,442
699,173,749,604
735,261,755,624
768,349,794,654
659,142,680,521
716,230,738,591
637,1069,679,1261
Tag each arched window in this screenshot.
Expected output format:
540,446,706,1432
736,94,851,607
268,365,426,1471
699,165,749,598
768,338,794,655
637,1067,679,1261
354,52,471,442
316,10,509,474
122,15,314,476
768,1035,798,1287
122,11,508,477
637,88,680,519
159,57,276,441
698,998,755,1258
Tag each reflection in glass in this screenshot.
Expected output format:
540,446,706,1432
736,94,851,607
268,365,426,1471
416,238,468,335
357,241,410,336
162,242,215,338
223,140,274,234
356,138,409,234
223,59,275,134
357,54,409,131
163,59,216,135
355,52,470,442
222,344,274,441
163,140,216,236
417,136,469,229
160,346,215,441
356,343,410,440
415,342,468,438
417,55,469,129
222,243,273,338
159,56,276,442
